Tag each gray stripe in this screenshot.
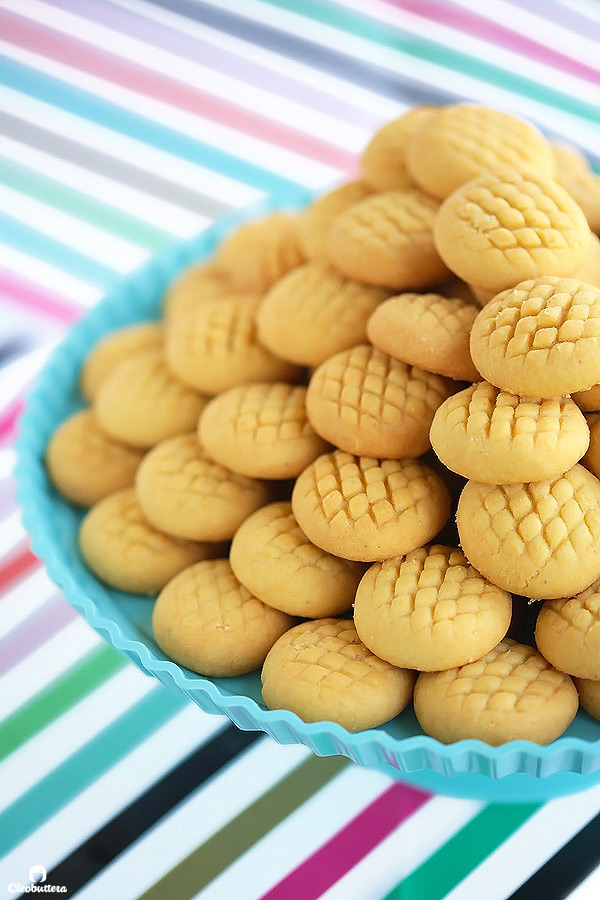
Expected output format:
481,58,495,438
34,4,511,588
0,111,232,220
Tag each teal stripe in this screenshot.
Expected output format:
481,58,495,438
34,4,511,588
0,686,187,853
1,56,304,195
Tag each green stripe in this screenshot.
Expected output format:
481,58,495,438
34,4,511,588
262,0,600,125
0,645,126,763
0,685,187,853
138,754,348,900
0,155,172,252
385,803,541,900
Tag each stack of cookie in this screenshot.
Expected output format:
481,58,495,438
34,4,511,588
45,102,600,745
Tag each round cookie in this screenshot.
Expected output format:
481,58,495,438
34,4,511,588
434,170,590,295
291,450,450,562
430,382,590,484
456,465,600,599
95,347,208,449
165,294,301,395
413,638,578,745
256,263,388,367
152,559,294,677
575,678,600,722
229,501,365,617
536,579,600,680
406,105,556,200
297,181,372,263
583,415,600,478
135,433,271,542
163,263,233,321
469,277,600,398
46,409,144,507
553,144,600,235
354,545,512,671
261,618,415,732
360,106,436,192
575,383,600,413
305,344,452,459
216,213,305,293
367,292,480,381
327,190,449,291
79,488,209,594
80,322,163,402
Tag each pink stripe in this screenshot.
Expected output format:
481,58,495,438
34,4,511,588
260,781,430,900
0,399,24,446
386,0,600,86
0,268,80,324
0,9,358,175
0,591,76,676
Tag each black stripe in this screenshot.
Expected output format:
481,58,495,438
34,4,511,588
45,724,262,897
506,812,600,900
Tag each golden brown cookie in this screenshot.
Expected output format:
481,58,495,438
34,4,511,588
80,322,163,402
553,143,600,235
198,382,328,479
469,277,600,398
582,414,600,478
305,344,452,458
291,450,450,561
575,677,600,721
162,263,232,321
229,501,365,617
135,433,270,541
367,292,480,381
536,578,600,679
95,347,208,449
297,181,372,263
165,294,301,394
406,105,556,199
413,638,578,745
46,409,144,507
216,213,305,293
256,263,387,367
430,382,590,484
152,559,294,677
575,384,600,413
261,618,415,731
328,190,449,291
456,465,600,599
79,488,209,594
354,545,512,671
360,106,436,192
434,170,590,294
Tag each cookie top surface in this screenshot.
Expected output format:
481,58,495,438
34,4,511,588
297,181,372,263
216,212,305,293
536,578,600,680
360,105,437,192
162,263,233,321
469,277,600,397
430,382,590,484
291,450,450,561
80,322,163,402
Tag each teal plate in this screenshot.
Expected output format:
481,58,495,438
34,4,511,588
15,188,600,803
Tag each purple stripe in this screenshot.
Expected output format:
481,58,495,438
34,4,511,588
501,0,600,42
0,592,76,676
46,0,382,130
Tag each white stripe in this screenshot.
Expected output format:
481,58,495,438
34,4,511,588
0,567,55,641
0,85,263,208
0,448,17,483
1,704,228,888
0,243,102,306
0,342,55,411
561,0,600,25
566,864,600,900
0,135,205,240
11,0,369,152
0,510,25,560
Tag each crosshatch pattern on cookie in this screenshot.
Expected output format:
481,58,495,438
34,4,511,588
216,213,305,293
170,295,261,356
391,292,479,337
85,489,185,557
342,190,439,250
223,383,313,443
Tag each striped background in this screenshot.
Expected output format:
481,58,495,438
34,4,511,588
1,0,600,897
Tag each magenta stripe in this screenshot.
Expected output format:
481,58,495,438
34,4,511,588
0,268,80,324
0,399,24,447
0,592,76,677
260,782,430,900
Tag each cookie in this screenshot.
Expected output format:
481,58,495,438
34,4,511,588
256,263,387,367
536,579,600,679
575,383,600,412
261,618,415,732
305,344,452,458
406,105,556,200
354,545,512,671
573,233,600,289
367,292,480,381
456,465,600,599
434,170,590,295
553,144,600,235
165,294,301,395
95,347,208,449
80,322,163,402
135,433,271,542
46,409,144,507
360,106,436,192
413,638,578,745
575,678,600,722
430,382,590,484
79,488,209,594
216,212,305,293
291,450,450,562
582,414,600,478
229,501,365,617
328,190,449,291
469,277,600,398
297,181,372,263
152,559,293,677
162,263,233,321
